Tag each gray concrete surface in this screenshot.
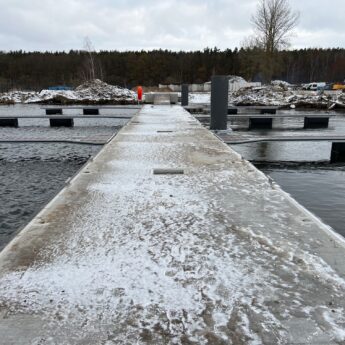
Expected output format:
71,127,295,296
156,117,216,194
0,105,345,344
144,93,178,104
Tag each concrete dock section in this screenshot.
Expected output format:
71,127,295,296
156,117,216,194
0,105,345,344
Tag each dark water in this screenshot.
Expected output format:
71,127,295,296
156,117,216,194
228,110,345,237
0,144,101,251
0,104,136,251
232,141,332,162
258,164,345,238
1,160,84,249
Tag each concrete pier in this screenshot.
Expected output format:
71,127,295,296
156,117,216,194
0,105,345,344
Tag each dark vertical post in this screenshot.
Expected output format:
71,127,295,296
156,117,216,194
210,76,229,130
331,142,345,163
181,84,189,106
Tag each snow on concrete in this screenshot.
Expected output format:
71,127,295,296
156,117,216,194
0,106,345,344
0,79,136,105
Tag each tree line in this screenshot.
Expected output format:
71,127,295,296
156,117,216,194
0,48,344,92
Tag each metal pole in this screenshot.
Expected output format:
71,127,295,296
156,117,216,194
181,84,189,106
210,76,229,130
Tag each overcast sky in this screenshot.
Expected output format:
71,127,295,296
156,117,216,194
0,0,343,52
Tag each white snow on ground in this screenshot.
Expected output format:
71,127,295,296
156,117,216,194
0,106,345,344
189,92,211,104
0,79,136,104
228,75,247,84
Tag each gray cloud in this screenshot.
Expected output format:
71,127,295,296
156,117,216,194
0,0,343,51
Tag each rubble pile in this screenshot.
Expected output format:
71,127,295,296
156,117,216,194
229,83,345,109
271,80,291,90
0,80,136,105
330,92,345,109
0,91,38,104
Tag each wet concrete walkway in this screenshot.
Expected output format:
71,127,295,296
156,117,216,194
0,105,345,344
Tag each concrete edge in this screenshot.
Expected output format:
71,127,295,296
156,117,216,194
200,112,345,252
0,107,141,259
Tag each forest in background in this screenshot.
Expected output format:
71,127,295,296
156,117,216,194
0,47,344,92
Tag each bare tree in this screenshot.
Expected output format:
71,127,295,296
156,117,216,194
249,0,299,81
83,37,96,81
252,0,299,53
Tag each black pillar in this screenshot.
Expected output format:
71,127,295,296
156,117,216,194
181,84,189,106
331,143,345,163
210,76,229,130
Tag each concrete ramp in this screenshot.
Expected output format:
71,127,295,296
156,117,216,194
0,105,345,344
